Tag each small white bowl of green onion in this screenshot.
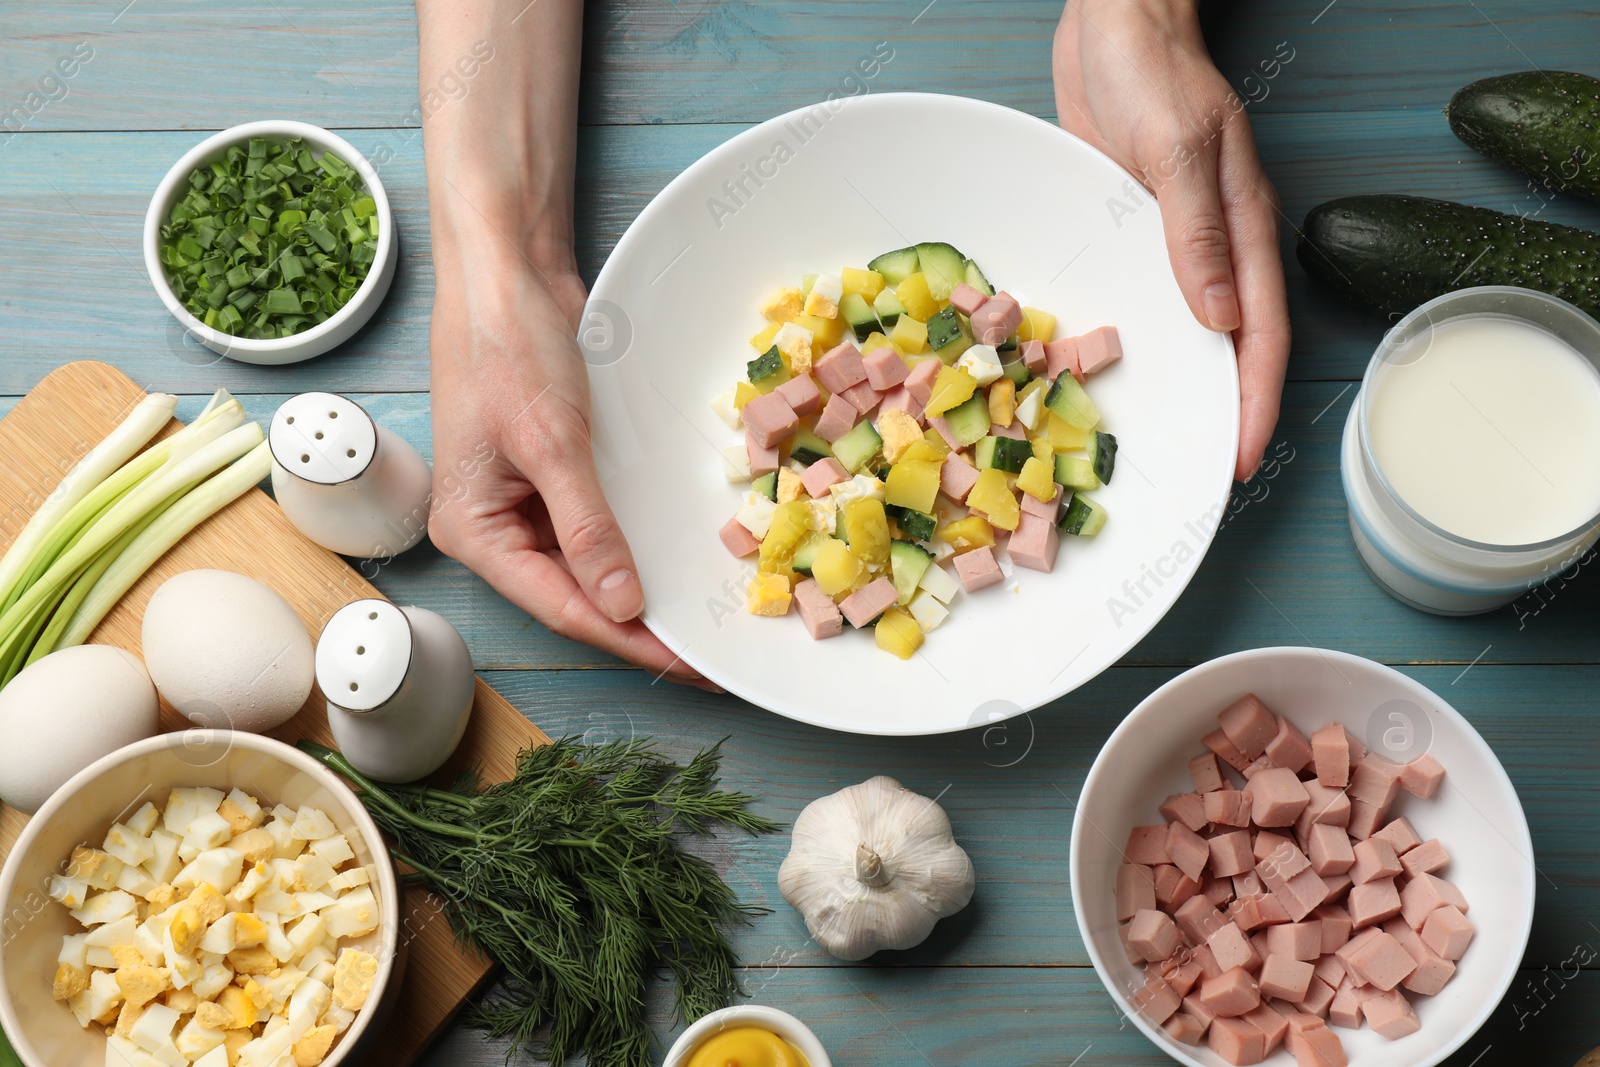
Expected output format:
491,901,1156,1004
143,120,397,365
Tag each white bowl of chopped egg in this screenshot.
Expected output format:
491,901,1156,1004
0,731,401,1067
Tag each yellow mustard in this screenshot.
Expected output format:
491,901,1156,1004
685,1026,810,1067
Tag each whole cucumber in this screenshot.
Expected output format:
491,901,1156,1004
1449,71,1600,202
1296,194,1600,319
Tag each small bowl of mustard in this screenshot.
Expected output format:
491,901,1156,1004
664,1005,831,1067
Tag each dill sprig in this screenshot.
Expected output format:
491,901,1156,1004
299,736,780,1067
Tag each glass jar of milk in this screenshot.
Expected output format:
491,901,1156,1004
1343,286,1600,614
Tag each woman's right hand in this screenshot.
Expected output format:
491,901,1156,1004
1053,0,1291,481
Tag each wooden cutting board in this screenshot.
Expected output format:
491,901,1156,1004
0,361,549,1063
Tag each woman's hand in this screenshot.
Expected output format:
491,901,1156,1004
1054,0,1290,481
427,232,707,686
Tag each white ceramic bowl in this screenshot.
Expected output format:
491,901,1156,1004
143,120,397,365
1071,647,1535,1067
0,731,402,1067
663,1005,832,1067
585,92,1239,735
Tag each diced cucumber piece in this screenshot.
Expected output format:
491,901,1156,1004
998,332,1018,352
935,330,974,364
941,393,991,448
914,242,966,301
752,472,778,501
839,292,879,341
791,429,833,466
791,532,832,574
1087,430,1117,485
867,246,920,286
832,421,883,474
801,273,818,296
1044,373,1101,431
889,540,934,605
1059,493,1107,536
972,437,997,470
873,288,906,329
999,352,1031,387
886,505,937,541
1054,454,1099,492
748,346,785,384
925,305,965,351
963,257,994,296
975,436,1032,473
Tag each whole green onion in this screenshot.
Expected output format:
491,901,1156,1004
158,136,378,339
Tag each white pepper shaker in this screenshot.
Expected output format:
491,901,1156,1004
269,392,432,559
316,598,474,783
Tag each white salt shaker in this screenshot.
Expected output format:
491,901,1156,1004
316,598,474,782
269,392,433,559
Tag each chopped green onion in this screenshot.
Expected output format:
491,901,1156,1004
158,136,376,339
54,441,272,650
0,406,264,688
0,392,175,611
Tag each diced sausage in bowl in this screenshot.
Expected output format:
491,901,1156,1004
1071,647,1533,1067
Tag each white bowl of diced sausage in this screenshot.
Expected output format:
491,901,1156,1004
1071,646,1533,1067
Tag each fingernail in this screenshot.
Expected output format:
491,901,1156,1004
1203,282,1240,332
597,568,643,622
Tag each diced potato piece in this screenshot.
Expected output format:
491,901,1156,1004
923,367,977,419
859,330,899,355
748,321,780,350
874,608,925,660
758,501,811,570
884,461,940,516
1046,411,1090,452
937,516,996,553
811,539,863,598
840,267,885,301
967,469,1021,531
1017,457,1057,501
843,500,891,567
901,437,947,463
793,312,844,349
888,316,927,355
895,272,939,321
1016,306,1057,343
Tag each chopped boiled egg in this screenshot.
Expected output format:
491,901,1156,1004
710,385,742,430
48,790,382,1067
955,343,1004,387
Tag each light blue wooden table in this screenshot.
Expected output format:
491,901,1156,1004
5,2,1600,1064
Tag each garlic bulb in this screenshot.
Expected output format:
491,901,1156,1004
778,776,974,961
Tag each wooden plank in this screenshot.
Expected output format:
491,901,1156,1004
0,363,551,1065
8,112,1600,393
413,964,1600,1067
6,0,1598,130
1205,0,1600,115
475,662,1600,971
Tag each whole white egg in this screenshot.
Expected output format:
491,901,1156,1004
0,644,159,813
140,569,314,733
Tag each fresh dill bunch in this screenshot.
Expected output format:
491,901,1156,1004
300,736,780,1067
